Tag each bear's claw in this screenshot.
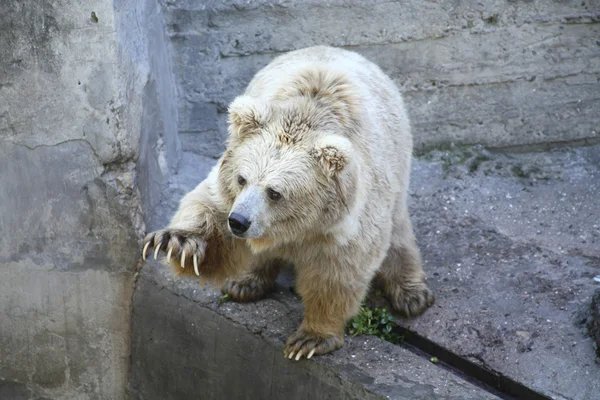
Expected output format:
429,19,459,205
142,241,151,261
153,243,161,260
193,254,199,276
142,229,207,277
283,329,343,361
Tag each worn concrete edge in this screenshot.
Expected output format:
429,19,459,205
413,135,600,157
130,263,386,400
133,271,384,400
168,17,600,61
130,262,502,399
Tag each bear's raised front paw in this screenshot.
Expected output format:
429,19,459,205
221,273,275,303
283,329,344,361
389,281,435,318
142,229,207,276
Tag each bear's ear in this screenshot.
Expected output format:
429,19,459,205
312,134,353,177
228,95,269,139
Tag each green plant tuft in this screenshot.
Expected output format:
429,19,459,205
348,306,403,344
217,293,232,305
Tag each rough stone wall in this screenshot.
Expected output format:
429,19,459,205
163,0,600,155
114,0,181,232
0,0,178,398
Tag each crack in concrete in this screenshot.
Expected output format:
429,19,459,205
3,138,105,166
393,325,552,400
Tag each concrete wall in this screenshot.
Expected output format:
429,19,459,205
0,0,178,398
163,0,600,155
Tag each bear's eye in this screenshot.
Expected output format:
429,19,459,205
266,188,282,201
237,175,246,186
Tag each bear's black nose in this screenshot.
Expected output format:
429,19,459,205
228,213,251,235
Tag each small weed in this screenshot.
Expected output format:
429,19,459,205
441,149,473,171
468,154,491,173
485,15,499,24
440,148,492,175
217,294,232,305
511,165,550,180
348,306,403,344
511,165,527,178
430,356,439,364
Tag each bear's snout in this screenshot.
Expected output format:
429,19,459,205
228,212,251,236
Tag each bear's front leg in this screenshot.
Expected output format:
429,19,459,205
142,167,250,285
284,262,370,360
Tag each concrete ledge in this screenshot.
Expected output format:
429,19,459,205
130,264,500,400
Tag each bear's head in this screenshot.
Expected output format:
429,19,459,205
218,94,360,253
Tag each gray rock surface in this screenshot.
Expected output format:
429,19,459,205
397,144,600,400
163,0,600,155
588,289,600,357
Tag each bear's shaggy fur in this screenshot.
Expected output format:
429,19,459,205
143,46,434,359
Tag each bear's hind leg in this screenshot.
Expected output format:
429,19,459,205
221,256,282,302
375,207,435,317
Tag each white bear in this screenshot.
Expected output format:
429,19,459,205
143,46,434,359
